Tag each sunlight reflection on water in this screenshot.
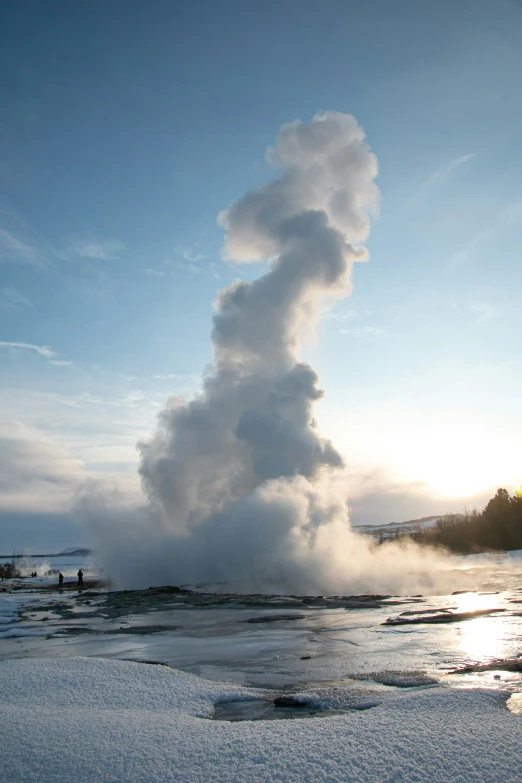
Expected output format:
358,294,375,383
453,592,511,662
453,593,500,614
458,616,511,661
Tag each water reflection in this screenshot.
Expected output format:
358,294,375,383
458,615,511,661
453,592,499,614
453,592,509,662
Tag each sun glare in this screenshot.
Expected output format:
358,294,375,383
455,593,510,662
458,615,511,662
320,409,521,501
375,415,520,498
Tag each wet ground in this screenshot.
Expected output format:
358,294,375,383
1,557,522,710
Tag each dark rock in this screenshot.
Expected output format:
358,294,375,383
450,658,522,675
112,624,178,635
274,696,309,708
54,626,92,635
245,613,306,624
384,607,506,626
43,580,107,591
399,607,452,617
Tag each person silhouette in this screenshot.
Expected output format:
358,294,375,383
59,572,64,588
77,569,84,589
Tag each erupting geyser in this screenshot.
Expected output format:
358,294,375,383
93,112,451,594
141,111,377,530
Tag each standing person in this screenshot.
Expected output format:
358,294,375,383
58,572,64,588
0,566,4,581
77,569,84,589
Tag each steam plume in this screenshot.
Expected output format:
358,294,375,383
94,112,452,594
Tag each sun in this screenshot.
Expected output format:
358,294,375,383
383,414,521,499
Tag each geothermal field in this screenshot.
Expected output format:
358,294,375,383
2,94,522,782
2,553,522,782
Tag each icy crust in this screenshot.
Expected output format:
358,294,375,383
1,658,522,782
0,593,51,639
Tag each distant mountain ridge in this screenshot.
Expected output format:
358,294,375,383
354,515,452,540
0,548,91,559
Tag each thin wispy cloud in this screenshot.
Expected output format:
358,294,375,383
175,245,205,264
0,228,42,266
165,245,207,277
417,153,475,197
325,309,358,323
469,301,496,323
339,326,387,338
0,287,33,310
448,201,522,268
1,225,125,268
62,237,125,261
152,373,200,383
0,341,72,366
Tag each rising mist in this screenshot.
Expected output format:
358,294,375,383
90,112,454,594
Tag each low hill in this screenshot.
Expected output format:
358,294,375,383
354,515,452,541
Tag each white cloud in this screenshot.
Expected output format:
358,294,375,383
122,390,145,406
175,246,205,264
448,201,522,268
152,373,200,383
339,326,387,338
143,268,165,278
63,237,124,261
0,382,153,513
164,246,207,277
0,287,33,310
0,228,42,266
0,422,85,512
0,225,125,269
324,309,357,323
0,341,72,366
417,153,475,197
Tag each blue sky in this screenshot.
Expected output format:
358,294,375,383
1,0,522,551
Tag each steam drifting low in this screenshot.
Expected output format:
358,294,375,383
95,112,450,594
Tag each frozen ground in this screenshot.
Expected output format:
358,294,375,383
2,554,522,690
1,656,522,782
1,554,522,781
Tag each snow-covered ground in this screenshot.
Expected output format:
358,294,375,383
1,656,521,782
2,555,522,781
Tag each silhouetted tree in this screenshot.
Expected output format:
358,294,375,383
410,488,522,554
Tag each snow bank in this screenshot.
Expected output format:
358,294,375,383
1,657,521,782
